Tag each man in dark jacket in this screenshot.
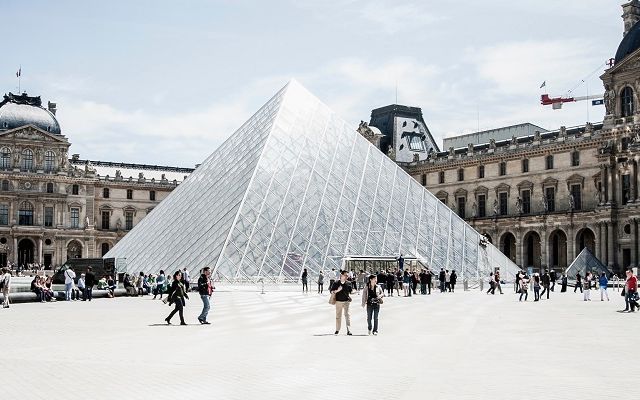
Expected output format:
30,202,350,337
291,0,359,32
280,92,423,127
450,270,458,292
439,269,446,292
197,267,214,324
419,270,428,294
426,270,432,294
540,270,551,299
84,267,96,301
550,270,557,291
386,271,395,296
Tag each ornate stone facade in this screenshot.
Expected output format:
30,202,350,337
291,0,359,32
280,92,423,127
396,5,640,275
0,96,194,268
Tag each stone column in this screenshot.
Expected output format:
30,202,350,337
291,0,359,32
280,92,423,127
568,225,575,264
609,166,617,205
516,231,523,269
540,230,548,270
600,165,607,204
12,237,17,264
601,223,608,262
631,161,637,202
595,223,602,260
607,221,616,268
636,157,640,201
632,219,638,268
38,238,43,265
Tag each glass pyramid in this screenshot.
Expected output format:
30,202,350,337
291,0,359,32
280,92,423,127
106,80,519,283
565,248,611,278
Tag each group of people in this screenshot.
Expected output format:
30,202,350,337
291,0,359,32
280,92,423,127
124,267,192,299
62,266,103,301
330,269,384,336
315,267,456,299
163,267,213,325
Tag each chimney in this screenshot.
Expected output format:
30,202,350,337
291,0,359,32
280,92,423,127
623,1,640,36
47,101,57,115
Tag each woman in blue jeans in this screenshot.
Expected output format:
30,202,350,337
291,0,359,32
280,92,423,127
361,275,384,335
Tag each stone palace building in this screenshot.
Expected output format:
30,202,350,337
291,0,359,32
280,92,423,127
361,1,640,275
0,92,194,268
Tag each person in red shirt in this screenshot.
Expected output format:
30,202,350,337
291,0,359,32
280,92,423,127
624,269,638,312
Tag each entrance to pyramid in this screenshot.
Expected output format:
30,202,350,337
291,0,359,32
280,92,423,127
342,256,424,273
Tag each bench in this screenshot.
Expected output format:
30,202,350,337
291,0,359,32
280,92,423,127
0,288,128,304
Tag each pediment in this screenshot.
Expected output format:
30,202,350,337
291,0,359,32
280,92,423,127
517,180,534,190
0,125,69,144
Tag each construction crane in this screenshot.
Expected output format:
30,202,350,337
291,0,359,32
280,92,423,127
540,93,604,110
540,60,610,110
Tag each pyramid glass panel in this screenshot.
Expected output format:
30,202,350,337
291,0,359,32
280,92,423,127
106,80,519,282
565,248,611,279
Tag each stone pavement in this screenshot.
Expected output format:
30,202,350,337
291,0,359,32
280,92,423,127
1,285,636,400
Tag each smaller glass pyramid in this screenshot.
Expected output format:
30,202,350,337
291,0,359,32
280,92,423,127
565,248,611,278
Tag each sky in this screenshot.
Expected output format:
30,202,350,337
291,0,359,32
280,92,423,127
0,0,625,167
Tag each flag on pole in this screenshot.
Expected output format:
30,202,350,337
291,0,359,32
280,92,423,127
539,81,546,89
592,99,604,106
16,68,21,78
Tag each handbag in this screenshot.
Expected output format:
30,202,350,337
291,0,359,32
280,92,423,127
328,293,336,305
622,288,626,297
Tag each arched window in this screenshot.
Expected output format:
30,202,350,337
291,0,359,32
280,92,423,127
46,182,54,193
622,86,635,117
18,201,34,225
44,150,55,172
0,147,10,169
21,149,33,171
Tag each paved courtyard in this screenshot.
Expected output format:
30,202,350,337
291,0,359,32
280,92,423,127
1,285,636,400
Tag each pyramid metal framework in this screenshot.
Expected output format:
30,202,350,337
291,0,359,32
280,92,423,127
565,248,611,278
106,81,519,282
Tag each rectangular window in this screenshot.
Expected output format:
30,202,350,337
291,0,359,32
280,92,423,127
101,211,110,230
478,194,486,218
522,159,529,173
19,210,33,226
545,187,555,212
499,192,508,215
0,150,10,169
522,190,531,214
0,205,8,225
70,208,79,228
44,207,54,227
125,211,134,230
499,162,506,176
149,190,156,201
571,184,582,210
1,181,8,191
127,189,133,200
571,151,580,167
622,175,631,205
478,165,485,179
72,185,79,195
438,171,445,184
546,155,554,170
421,174,426,186
457,197,465,218
457,169,464,182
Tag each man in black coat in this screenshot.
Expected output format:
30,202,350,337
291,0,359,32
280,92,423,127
549,269,557,291
439,269,446,292
540,270,551,299
386,270,395,296
426,270,432,294
85,267,96,301
419,270,428,294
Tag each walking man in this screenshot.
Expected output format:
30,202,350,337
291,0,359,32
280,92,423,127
599,272,609,301
85,267,96,301
64,267,76,301
197,267,214,324
439,269,446,292
550,269,557,292
331,270,353,335
624,269,639,312
540,270,551,300
182,267,191,292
